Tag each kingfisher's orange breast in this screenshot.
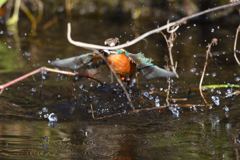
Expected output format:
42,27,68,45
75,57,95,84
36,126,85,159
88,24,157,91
107,54,136,77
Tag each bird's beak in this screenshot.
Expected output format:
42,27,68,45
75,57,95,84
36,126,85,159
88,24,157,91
103,49,111,54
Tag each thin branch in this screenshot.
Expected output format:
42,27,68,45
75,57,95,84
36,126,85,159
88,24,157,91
90,103,212,120
0,67,102,95
160,28,179,105
67,2,240,50
234,25,240,65
199,38,218,105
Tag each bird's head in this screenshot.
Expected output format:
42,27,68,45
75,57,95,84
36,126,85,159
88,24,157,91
104,38,119,47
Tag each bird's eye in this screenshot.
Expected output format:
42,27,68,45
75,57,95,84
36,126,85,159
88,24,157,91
115,42,118,46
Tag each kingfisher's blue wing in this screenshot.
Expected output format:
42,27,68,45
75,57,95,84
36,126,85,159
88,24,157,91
128,52,176,79
51,52,105,70
139,65,176,79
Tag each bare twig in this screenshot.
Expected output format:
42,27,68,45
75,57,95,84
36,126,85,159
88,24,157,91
169,98,187,101
67,2,240,50
90,103,212,120
234,25,240,65
0,67,102,95
199,38,218,105
160,27,179,105
161,24,179,77
90,105,168,120
90,102,95,119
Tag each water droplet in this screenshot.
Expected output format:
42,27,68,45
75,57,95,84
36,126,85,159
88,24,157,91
155,97,160,107
150,84,154,91
190,68,196,72
211,28,214,32
210,88,215,93
38,111,42,114
79,84,83,90
193,105,197,112
48,113,58,122
211,72,216,77
225,88,232,95
169,106,179,117
149,95,153,100
42,107,48,112
211,96,220,106
225,123,231,130
216,90,221,95
143,91,149,97
31,88,36,93
44,114,49,118
189,36,192,40
97,83,101,87
223,105,229,112
129,89,132,94
24,52,31,56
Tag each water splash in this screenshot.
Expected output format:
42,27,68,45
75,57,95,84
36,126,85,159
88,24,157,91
211,96,220,106
42,107,48,112
169,104,180,117
143,91,149,98
223,105,229,112
190,68,196,72
48,113,58,122
155,97,160,107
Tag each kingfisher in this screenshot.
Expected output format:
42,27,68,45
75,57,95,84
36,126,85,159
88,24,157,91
51,38,176,85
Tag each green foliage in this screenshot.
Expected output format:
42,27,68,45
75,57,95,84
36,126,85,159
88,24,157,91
0,0,7,8
202,84,240,88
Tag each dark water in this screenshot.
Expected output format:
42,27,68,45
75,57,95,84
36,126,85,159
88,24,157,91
0,7,240,160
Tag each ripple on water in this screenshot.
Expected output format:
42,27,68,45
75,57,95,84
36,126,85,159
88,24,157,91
0,138,48,159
